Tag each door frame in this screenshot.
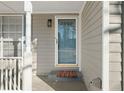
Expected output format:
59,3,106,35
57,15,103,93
55,15,78,67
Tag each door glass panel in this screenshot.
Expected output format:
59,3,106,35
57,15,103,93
58,19,76,64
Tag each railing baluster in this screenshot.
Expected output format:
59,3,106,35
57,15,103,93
1,59,3,90
18,59,21,90
13,59,16,90
0,58,22,90
9,59,12,90
20,58,23,90
5,59,8,90
0,59,1,89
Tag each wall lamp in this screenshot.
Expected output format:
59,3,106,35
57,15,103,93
47,19,52,27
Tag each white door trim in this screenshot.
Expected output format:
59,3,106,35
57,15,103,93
55,15,79,67
102,1,109,91
78,1,86,71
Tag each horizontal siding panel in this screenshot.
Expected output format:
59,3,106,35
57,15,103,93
82,16,102,34
109,2,122,91
109,15,121,24
109,24,121,30
109,1,122,5
81,2,101,25
110,61,121,63
110,53,121,62
82,26,102,37
109,63,121,71
109,5,122,14
82,10,102,30
109,43,121,52
110,29,122,33
82,35,102,42
110,72,121,81
109,34,121,43
109,81,122,91
109,24,121,34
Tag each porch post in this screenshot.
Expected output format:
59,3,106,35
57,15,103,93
23,1,32,90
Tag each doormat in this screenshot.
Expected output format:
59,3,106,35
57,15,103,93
57,71,78,78
48,70,82,81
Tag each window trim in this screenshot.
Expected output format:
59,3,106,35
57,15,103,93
55,15,78,67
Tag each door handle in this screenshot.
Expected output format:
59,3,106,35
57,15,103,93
56,38,58,44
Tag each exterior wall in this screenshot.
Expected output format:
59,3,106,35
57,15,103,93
80,1,103,90
31,2,123,90
109,1,122,91
32,14,79,75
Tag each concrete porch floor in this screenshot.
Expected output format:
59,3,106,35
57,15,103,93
32,75,87,91
32,75,55,91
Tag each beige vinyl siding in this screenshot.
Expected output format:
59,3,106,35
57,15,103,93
32,14,78,75
32,14,55,75
80,1,102,90
109,1,122,91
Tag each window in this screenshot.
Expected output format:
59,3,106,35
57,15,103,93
0,16,23,57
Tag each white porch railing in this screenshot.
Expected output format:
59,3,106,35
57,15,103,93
0,57,23,90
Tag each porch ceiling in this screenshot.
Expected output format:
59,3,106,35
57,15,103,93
0,1,84,14
31,1,84,13
0,1,24,13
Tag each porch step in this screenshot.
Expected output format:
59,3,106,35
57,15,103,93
48,70,82,81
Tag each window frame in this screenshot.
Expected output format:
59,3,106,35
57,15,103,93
0,15,24,58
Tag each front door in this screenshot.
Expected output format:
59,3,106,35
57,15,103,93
55,16,77,65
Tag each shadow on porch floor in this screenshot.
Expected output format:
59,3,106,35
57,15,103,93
32,75,87,91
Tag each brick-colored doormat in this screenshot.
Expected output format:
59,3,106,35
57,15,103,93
48,70,82,81
57,71,78,78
